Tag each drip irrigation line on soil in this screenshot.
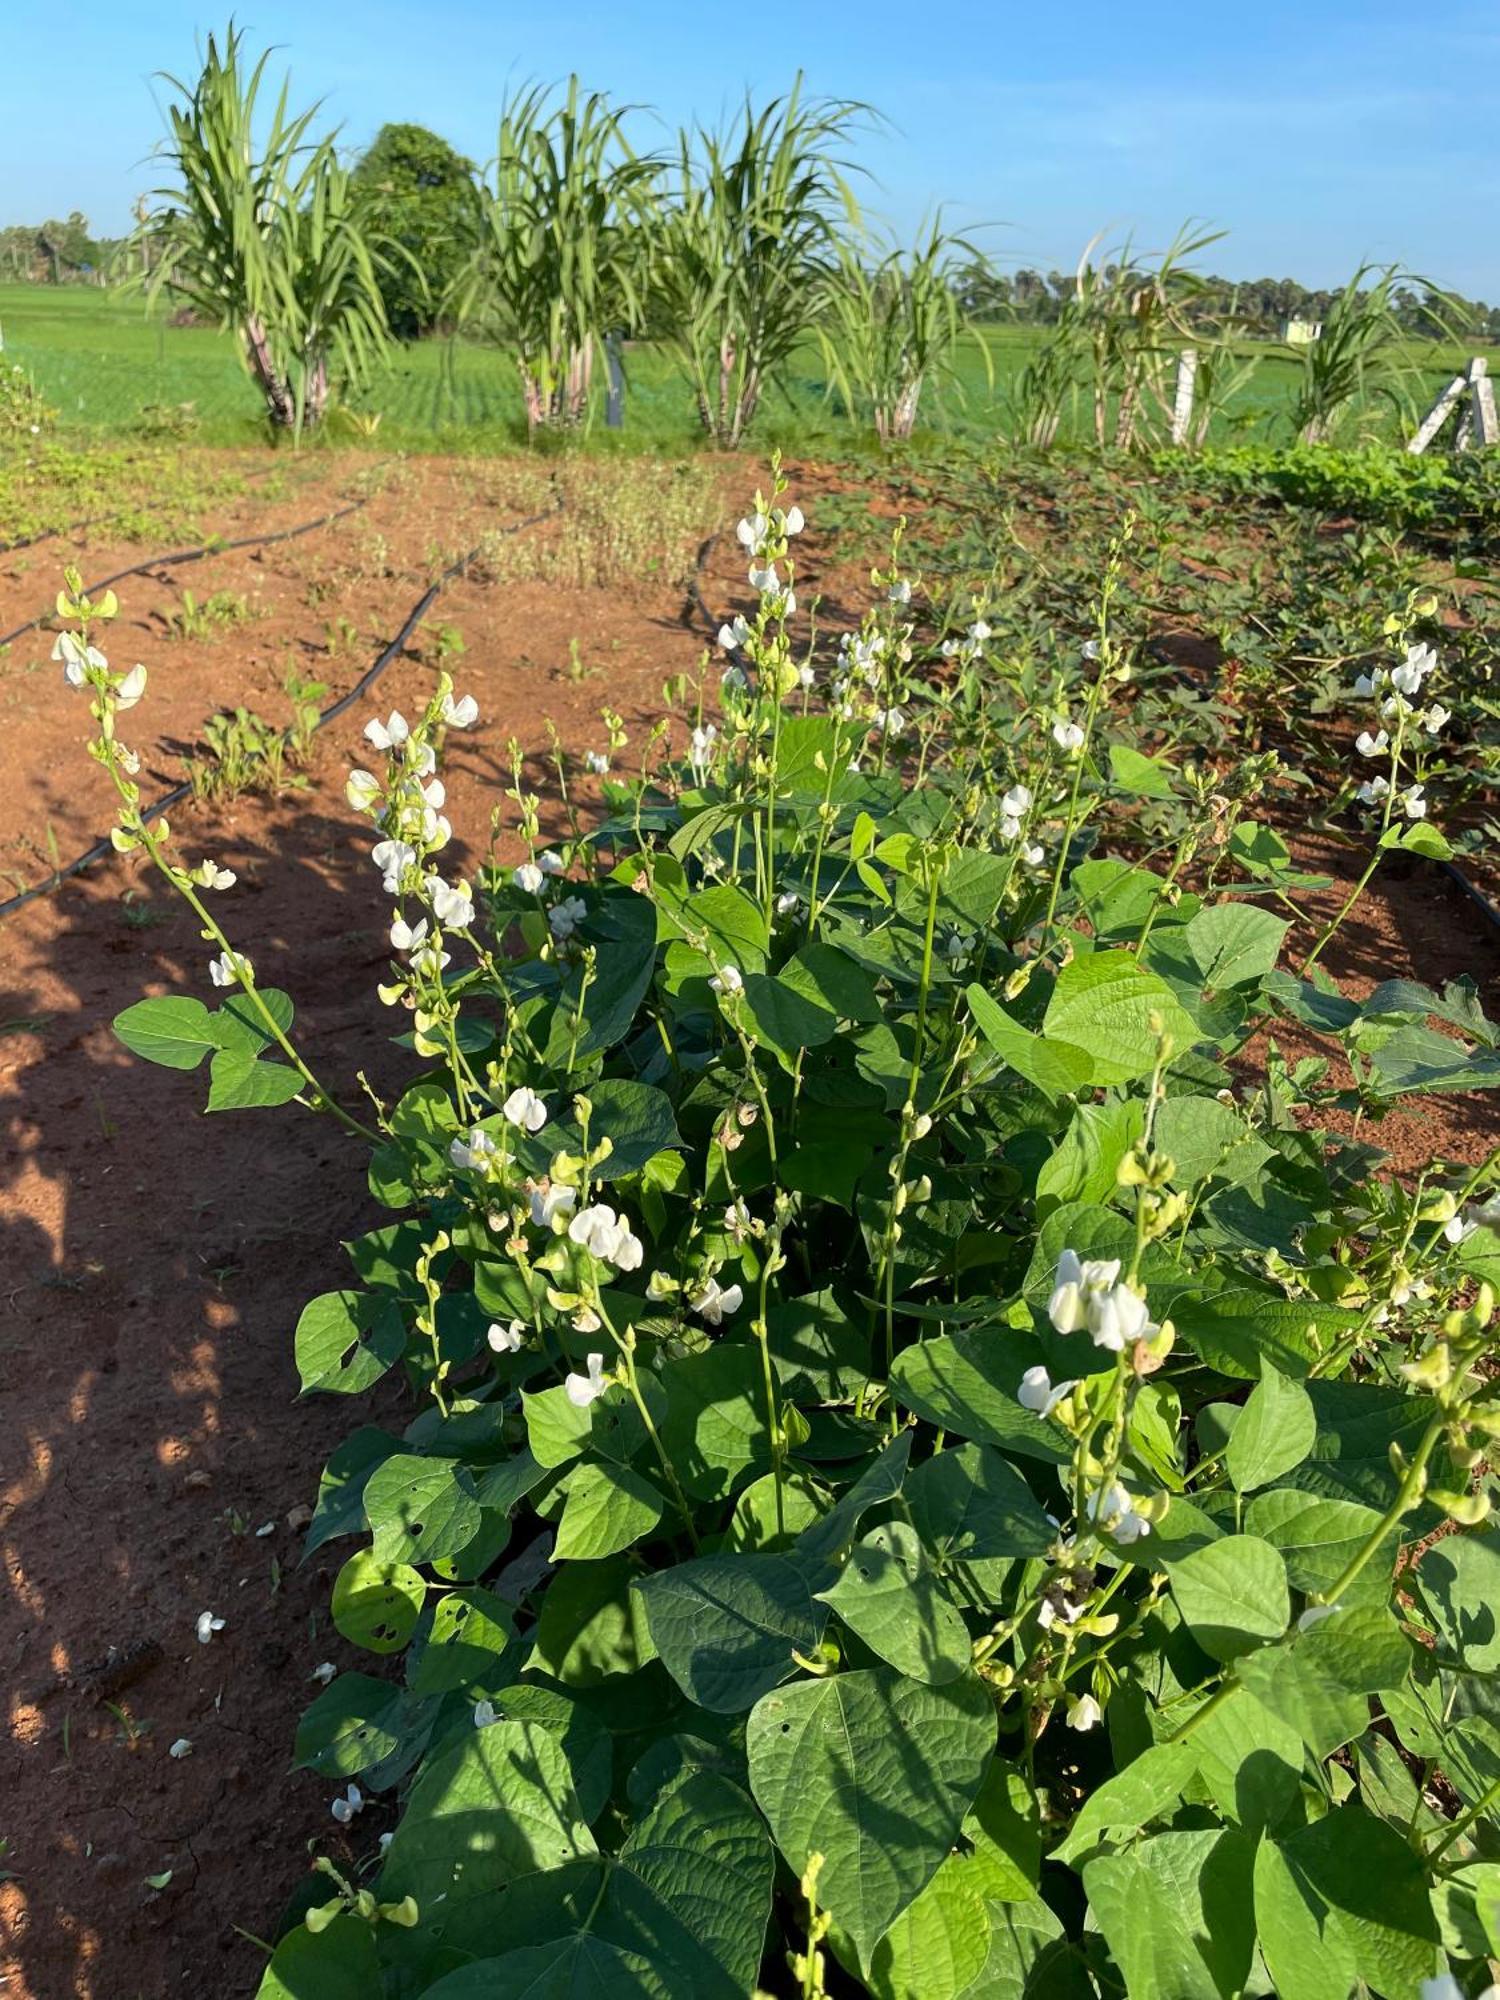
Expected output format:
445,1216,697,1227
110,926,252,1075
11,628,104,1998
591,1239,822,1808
0,496,371,652
0,498,560,922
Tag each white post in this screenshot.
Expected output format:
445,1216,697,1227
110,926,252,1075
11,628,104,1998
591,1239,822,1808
1407,370,1467,453
1170,349,1198,447
1470,356,1499,448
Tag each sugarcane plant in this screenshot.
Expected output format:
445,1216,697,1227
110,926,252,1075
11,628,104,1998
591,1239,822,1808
817,217,992,442
451,78,657,431
138,23,392,432
656,79,865,447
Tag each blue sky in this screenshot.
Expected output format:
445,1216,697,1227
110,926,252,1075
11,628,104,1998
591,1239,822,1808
9,1,1498,295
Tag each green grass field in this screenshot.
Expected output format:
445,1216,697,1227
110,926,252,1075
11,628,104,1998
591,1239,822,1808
0,282,1474,454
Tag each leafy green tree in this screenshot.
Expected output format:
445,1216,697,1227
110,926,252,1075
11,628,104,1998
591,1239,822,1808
350,123,479,336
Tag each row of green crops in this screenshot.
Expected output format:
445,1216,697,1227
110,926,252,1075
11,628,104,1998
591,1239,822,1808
57,467,1500,1996
0,281,1478,453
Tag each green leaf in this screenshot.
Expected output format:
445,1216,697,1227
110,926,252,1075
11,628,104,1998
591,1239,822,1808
1153,1094,1264,1190
205,1048,304,1111
529,1552,656,1686
820,1523,970,1684
780,942,882,1023
615,1770,774,1993
659,1346,770,1501
330,1548,424,1654
1109,741,1178,799
967,983,1094,1099
1254,1807,1441,2000
1185,1684,1304,1834
1052,1742,1200,1865
412,1587,518,1695
293,1673,405,1777
112,994,220,1069
1173,1289,1359,1381
1042,951,1198,1086
363,1454,483,1567
740,971,839,1063
1085,1830,1256,2000
1185,903,1289,989
906,1442,1055,1562
423,1936,669,1999
1036,1098,1145,1214
378,1719,598,1915
554,1461,665,1562
1244,1489,1395,1604
1226,1365,1317,1492
294,1290,406,1396
1167,1535,1289,1660
1236,1607,1409,1757
1415,1530,1500,1673
561,1078,681,1179
303,1427,402,1558
747,1668,997,1975
798,1433,914,1562
256,1915,380,2000
635,1553,830,1712
890,1332,1070,1464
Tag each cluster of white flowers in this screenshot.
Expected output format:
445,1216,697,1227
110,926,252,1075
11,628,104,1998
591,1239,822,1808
830,620,911,726
939,618,992,670
1048,1249,1155,1352
569,1202,644,1272
996,783,1044,867
736,503,805,558
513,848,565,896
1351,643,1443,818
688,722,718,782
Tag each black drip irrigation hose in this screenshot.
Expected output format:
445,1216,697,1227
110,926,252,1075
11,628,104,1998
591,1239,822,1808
0,499,558,922
0,495,370,653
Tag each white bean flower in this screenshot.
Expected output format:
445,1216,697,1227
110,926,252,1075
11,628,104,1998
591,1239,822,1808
192,859,236,891
488,1320,525,1354
688,723,718,780
450,1128,498,1172
1081,639,1100,661
53,631,106,687
1017,1365,1077,1417
442,692,479,728
549,896,588,941
1047,1249,1151,1352
565,1352,609,1407
169,1737,194,1758
195,1611,225,1644
1001,783,1032,818
1423,704,1451,735
1402,784,1427,820
208,950,252,989
502,1086,548,1133
115,664,147,710
473,1698,497,1728
390,914,428,953
1066,1694,1102,1732
691,1276,744,1326
365,711,409,751
514,861,544,895
428,876,474,928
330,1782,364,1823
775,890,801,918
718,615,753,653
568,1203,644,1271
1296,1602,1341,1632
539,849,566,876
584,750,609,776
346,769,382,813
1357,775,1390,807
709,965,743,996
1053,718,1085,753
529,1180,579,1230
1392,642,1437,696
1021,842,1045,867
310,1662,337,1686
372,838,415,891
889,579,912,606
1087,1482,1152,1544
1354,730,1388,758
782,504,805,536
736,512,769,555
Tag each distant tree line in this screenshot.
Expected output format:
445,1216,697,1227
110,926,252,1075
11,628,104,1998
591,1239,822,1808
950,261,1500,343
0,214,124,283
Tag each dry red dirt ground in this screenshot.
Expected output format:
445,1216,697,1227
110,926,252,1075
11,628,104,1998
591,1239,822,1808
0,450,1495,1999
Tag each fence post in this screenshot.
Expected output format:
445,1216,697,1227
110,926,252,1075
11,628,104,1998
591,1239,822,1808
605,333,625,431
1471,356,1499,448
1170,350,1198,447
1407,370,1468,453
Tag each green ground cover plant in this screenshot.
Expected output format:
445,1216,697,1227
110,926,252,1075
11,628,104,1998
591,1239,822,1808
56,460,1500,1996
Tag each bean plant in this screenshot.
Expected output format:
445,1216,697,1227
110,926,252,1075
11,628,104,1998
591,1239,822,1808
62,473,1500,1997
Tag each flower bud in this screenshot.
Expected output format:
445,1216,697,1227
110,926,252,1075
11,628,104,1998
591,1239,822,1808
1432,1489,1490,1527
